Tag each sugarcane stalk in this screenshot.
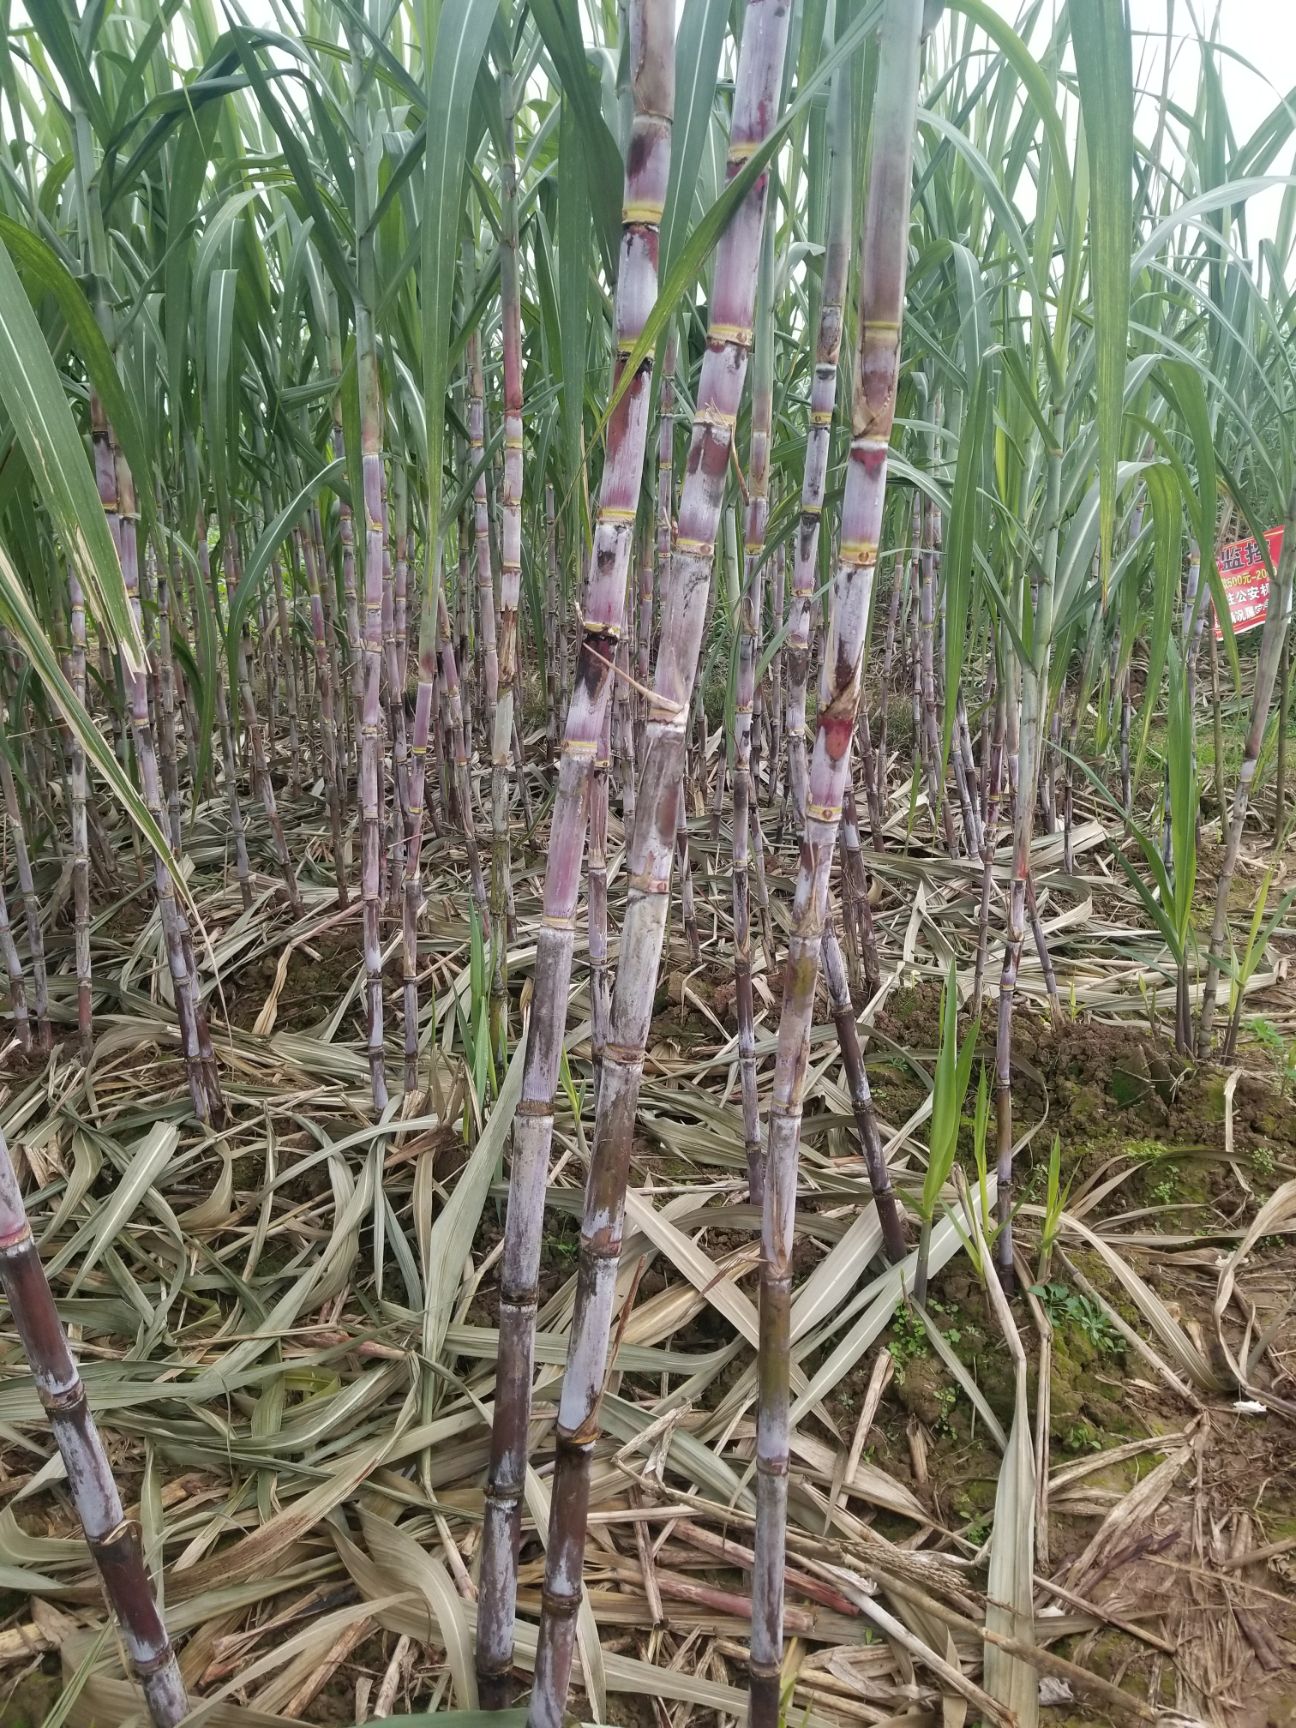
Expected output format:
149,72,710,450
769,539,786,803
590,698,612,1103
733,210,776,1202
875,559,903,817
155,539,184,854
398,464,434,1094
491,50,525,1061
615,627,637,821
299,522,349,905
749,6,924,1721
326,288,364,755
1198,483,1296,1050
675,789,700,963
650,339,676,771
475,1,674,1700
105,416,218,1123
66,557,93,1053
526,10,790,1725
0,874,29,1050
382,491,408,921
972,685,1006,1014
469,326,499,752
0,754,50,1050
438,590,492,945
351,38,391,1109
822,922,905,1261
785,34,852,829
545,486,561,758
198,511,254,910
0,1126,188,1725
994,410,1064,1286
223,521,302,914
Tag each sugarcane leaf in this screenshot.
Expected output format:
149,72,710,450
983,1373,1037,1725
0,216,154,544
1073,0,1133,601
1135,461,1179,777
0,238,145,671
224,458,345,683
658,0,729,283
421,1032,525,1373
529,0,621,270
557,94,590,497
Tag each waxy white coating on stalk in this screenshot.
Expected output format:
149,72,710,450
476,0,675,1707
749,3,924,1721
525,7,793,1727
785,42,853,827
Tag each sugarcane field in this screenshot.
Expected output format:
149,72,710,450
3,0,1296,1723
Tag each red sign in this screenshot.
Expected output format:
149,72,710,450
1214,527,1282,640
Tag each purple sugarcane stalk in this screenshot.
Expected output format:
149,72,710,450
475,6,674,1701
734,213,775,1201
545,486,562,758
66,558,93,1053
327,289,364,758
525,9,791,1726
491,60,525,1056
749,6,924,1722
589,697,612,1104
469,328,499,748
299,524,349,905
0,1127,188,1725
198,512,254,910
822,921,905,1261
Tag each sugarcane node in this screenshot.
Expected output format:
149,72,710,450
41,1380,86,1415
539,1586,582,1618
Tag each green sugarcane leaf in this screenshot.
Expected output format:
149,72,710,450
225,459,345,684
205,266,239,521
529,0,621,271
1073,0,1133,602
1158,358,1218,570
1136,461,1179,778
556,94,590,500
234,41,356,301
0,216,154,545
0,238,145,672
26,0,111,141
659,0,729,283
1112,843,1180,962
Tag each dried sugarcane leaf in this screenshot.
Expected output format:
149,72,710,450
983,1376,1038,1728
